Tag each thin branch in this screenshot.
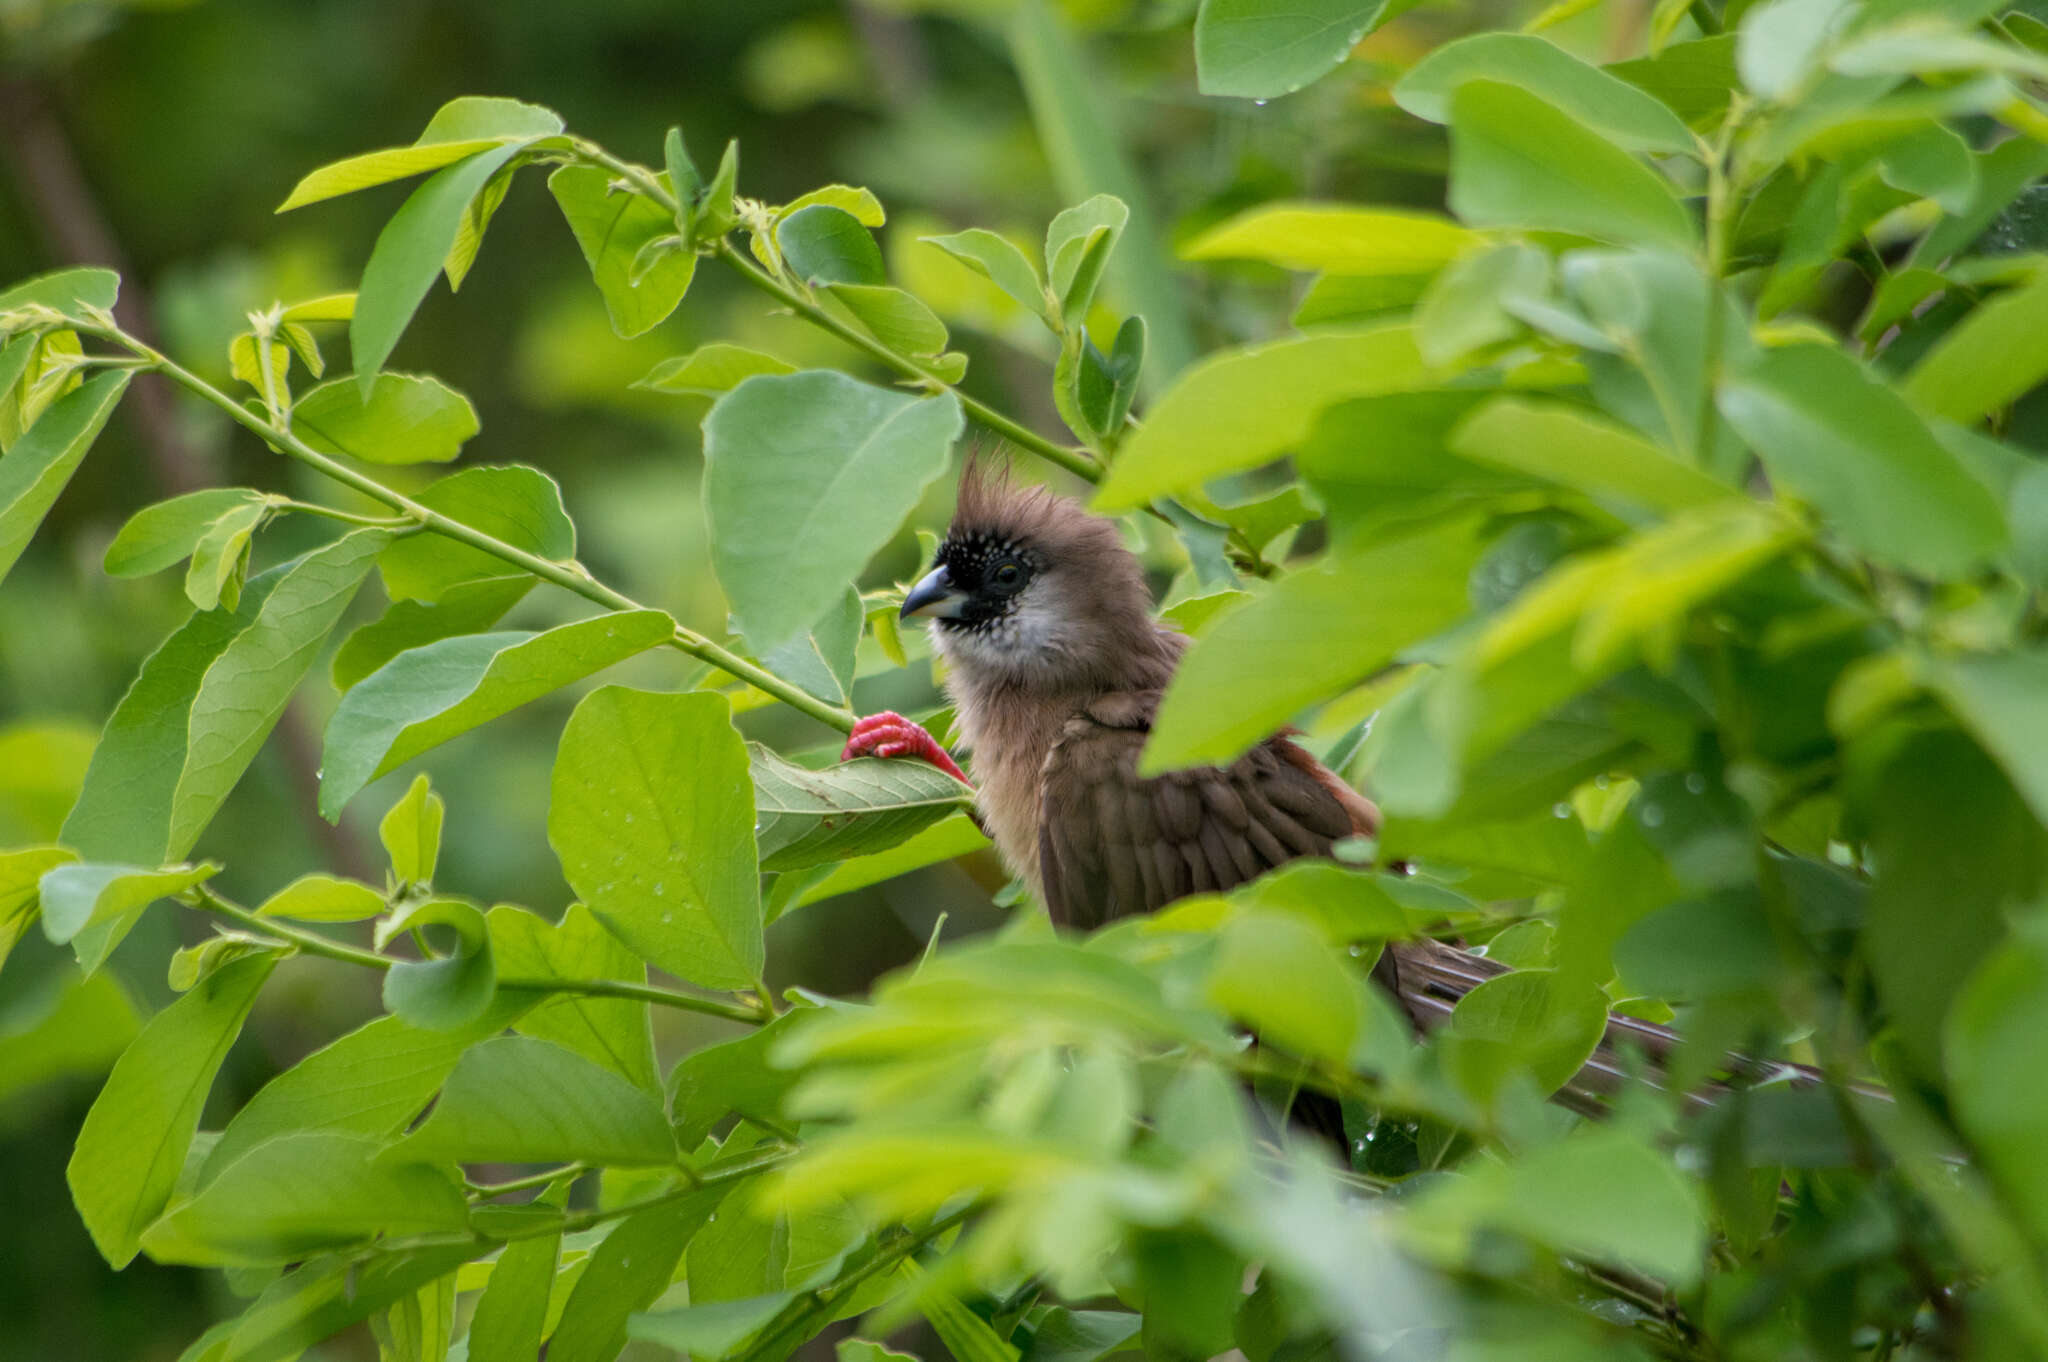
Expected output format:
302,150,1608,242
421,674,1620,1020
186,884,770,1025
73,321,856,734
740,1203,980,1362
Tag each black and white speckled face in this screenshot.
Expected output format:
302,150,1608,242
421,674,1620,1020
932,531,1040,634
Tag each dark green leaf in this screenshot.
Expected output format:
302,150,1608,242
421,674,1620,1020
668,1010,813,1147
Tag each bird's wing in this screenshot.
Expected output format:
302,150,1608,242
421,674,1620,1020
1035,689,1362,929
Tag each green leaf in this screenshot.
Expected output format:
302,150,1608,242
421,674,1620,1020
183,500,265,613
377,464,574,603
1185,202,1477,275
379,773,444,887
750,745,975,871
1449,397,1737,515
1093,324,1427,511
785,814,992,915
0,263,118,316
778,184,886,227
629,1295,796,1361
1293,271,1437,326
1022,1311,1139,1362
103,489,269,578
331,576,533,691
1045,193,1128,322
1396,32,1693,153
1735,0,1855,101
377,896,494,1031
548,164,697,338
1718,344,2007,577
668,1010,812,1146
143,1133,469,1266
390,1035,674,1166
553,1186,726,1362
921,228,1049,322
825,283,950,358
276,97,561,211
468,1182,566,1362
1923,650,2048,828
1448,81,1695,251
1413,241,1550,366
1206,910,1361,1065
0,844,75,972
66,953,275,1268
635,343,796,398
352,142,531,392
293,372,478,466
1947,918,2048,1240
0,369,130,587
318,611,672,818
1411,1126,1706,1286
1608,34,1741,126
918,1273,1022,1362
1145,516,1484,770
38,861,217,949
703,371,962,651
63,531,387,875
761,588,862,706
200,1010,517,1184
549,687,764,991
218,1245,478,1362
491,903,658,1091
1448,968,1609,1094
1194,0,1389,99
1903,270,2048,423
778,204,886,287
695,139,741,242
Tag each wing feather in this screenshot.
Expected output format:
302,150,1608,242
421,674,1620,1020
1036,689,1374,928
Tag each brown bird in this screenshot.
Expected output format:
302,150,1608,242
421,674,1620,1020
842,463,1798,1117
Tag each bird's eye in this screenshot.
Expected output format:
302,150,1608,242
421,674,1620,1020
990,560,1026,591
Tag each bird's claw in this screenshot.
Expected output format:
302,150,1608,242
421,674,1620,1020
842,711,969,785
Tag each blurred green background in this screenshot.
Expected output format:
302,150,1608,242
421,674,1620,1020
0,0,1517,1354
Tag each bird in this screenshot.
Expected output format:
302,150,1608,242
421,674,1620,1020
839,460,1803,1120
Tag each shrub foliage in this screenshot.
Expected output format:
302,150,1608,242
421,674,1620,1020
3,2,2048,1359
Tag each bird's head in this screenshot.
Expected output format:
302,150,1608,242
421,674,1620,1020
900,459,1170,693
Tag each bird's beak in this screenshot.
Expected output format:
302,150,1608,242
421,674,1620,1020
900,565,967,620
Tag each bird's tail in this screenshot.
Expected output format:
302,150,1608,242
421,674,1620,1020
1379,938,1840,1117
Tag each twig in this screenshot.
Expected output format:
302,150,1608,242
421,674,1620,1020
186,883,769,1025
72,320,856,734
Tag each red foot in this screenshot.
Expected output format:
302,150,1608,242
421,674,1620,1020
842,711,969,784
